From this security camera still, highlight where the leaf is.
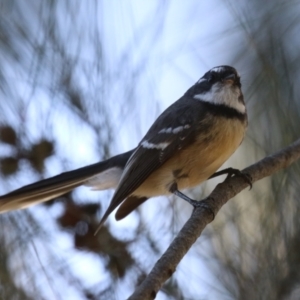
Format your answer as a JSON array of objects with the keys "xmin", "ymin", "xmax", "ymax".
[
  {"xmin": 0, "ymin": 157, "xmax": 19, "ymax": 176},
  {"xmin": 0, "ymin": 126, "xmax": 17, "ymax": 146},
  {"xmin": 27, "ymin": 139, "xmax": 54, "ymax": 172}
]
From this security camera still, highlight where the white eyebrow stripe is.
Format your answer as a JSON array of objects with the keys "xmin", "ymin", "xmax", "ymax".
[
  {"xmin": 158, "ymin": 124, "xmax": 191, "ymax": 134},
  {"xmin": 212, "ymin": 66, "xmax": 224, "ymax": 73},
  {"xmin": 197, "ymin": 78, "xmax": 206, "ymax": 84},
  {"xmin": 141, "ymin": 140, "xmax": 170, "ymax": 150}
]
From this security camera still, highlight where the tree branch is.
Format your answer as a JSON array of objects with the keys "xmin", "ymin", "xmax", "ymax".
[{"xmin": 128, "ymin": 138, "xmax": 300, "ymax": 300}]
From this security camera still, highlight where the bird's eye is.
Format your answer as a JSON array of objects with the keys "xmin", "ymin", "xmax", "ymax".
[
  {"xmin": 208, "ymin": 72, "xmax": 217, "ymax": 83},
  {"xmin": 222, "ymin": 72, "xmax": 236, "ymax": 84}
]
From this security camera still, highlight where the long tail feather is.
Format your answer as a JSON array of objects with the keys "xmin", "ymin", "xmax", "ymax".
[{"xmin": 0, "ymin": 150, "xmax": 133, "ymax": 213}]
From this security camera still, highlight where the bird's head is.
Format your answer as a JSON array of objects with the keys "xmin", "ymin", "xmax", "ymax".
[{"xmin": 186, "ymin": 65, "xmax": 245, "ymax": 114}]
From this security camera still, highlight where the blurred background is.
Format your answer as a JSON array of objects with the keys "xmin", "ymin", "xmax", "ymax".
[{"xmin": 1, "ymin": 0, "xmax": 300, "ymax": 299}]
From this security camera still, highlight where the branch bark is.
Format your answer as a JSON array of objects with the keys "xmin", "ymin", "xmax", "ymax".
[{"xmin": 128, "ymin": 138, "xmax": 300, "ymax": 300}]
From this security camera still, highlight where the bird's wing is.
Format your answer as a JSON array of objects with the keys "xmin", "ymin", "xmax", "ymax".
[
  {"xmin": 95, "ymin": 97, "xmax": 208, "ymax": 230},
  {"xmin": 115, "ymin": 196, "xmax": 149, "ymax": 220},
  {"xmin": 0, "ymin": 150, "xmax": 133, "ymax": 212}
]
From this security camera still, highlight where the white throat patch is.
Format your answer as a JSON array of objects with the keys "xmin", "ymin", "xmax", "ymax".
[{"xmin": 193, "ymin": 83, "xmax": 246, "ymax": 114}]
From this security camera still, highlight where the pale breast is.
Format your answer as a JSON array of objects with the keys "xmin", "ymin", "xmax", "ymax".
[{"xmin": 133, "ymin": 116, "xmax": 246, "ymax": 198}]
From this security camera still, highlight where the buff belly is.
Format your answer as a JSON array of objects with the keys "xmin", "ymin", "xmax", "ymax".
[{"xmin": 133, "ymin": 117, "xmax": 246, "ymax": 198}]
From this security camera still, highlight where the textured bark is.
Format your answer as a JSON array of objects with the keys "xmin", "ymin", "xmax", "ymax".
[{"xmin": 128, "ymin": 138, "xmax": 300, "ymax": 300}]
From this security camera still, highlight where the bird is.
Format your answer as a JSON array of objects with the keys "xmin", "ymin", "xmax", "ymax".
[{"xmin": 0, "ymin": 65, "xmax": 248, "ymax": 234}]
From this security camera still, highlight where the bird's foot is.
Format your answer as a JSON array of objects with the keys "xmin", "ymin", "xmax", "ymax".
[{"xmin": 209, "ymin": 167, "xmax": 252, "ymax": 189}]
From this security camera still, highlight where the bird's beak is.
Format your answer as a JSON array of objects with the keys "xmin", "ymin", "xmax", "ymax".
[{"xmin": 223, "ymin": 74, "xmax": 236, "ymax": 85}]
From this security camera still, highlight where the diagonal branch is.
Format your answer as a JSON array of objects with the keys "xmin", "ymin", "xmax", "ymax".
[{"xmin": 128, "ymin": 138, "xmax": 300, "ymax": 300}]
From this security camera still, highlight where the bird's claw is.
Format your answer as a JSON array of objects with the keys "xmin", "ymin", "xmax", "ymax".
[
  {"xmin": 192, "ymin": 197, "xmax": 215, "ymax": 220},
  {"xmin": 225, "ymin": 169, "xmax": 252, "ymax": 189}
]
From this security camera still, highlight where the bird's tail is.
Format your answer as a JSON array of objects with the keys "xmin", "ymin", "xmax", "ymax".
[{"xmin": 0, "ymin": 150, "xmax": 133, "ymax": 213}]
